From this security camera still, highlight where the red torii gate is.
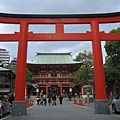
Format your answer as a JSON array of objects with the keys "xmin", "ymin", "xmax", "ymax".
[{"xmin": 0, "ymin": 12, "xmax": 120, "ymax": 115}]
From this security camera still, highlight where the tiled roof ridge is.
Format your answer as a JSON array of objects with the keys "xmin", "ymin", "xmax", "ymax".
[{"xmin": 36, "ymin": 52, "xmax": 72, "ymax": 55}]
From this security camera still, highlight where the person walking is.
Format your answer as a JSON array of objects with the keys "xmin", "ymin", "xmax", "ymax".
[
  {"xmin": 40, "ymin": 94, "xmax": 43, "ymax": 105},
  {"xmin": 48, "ymin": 97, "xmax": 52, "ymax": 105},
  {"xmin": 52, "ymin": 94, "xmax": 57, "ymax": 106},
  {"xmin": 43, "ymin": 94, "xmax": 47, "ymax": 106},
  {"xmin": 36, "ymin": 96, "xmax": 40, "ymax": 105},
  {"xmin": 9, "ymin": 93, "xmax": 14, "ymax": 105},
  {"xmin": 59, "ymin": 95, "xmax": 63, "ymax": 105}
]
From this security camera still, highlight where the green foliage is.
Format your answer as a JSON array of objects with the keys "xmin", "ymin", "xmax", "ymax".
[
  {"xmin": 104, "ymin": 27, "xmax": 120, "ymax": 93},
  {"xmin": 73, "ymin": 50, "xmax": 94, "ymax": 85},
  {"xmin": 26, "ymin": 68, "xmax": 35, "ymax": 83},
  {"xmin": 105, "ymin": 41, "xmax": 120, "ymax": 68},
  {"xmin": 109, "ymin": 27, "xmax": 120, "ymax": 33},
  {"xmin": 105, "ymin": 58, "xmax": 119, "ymax": 86}
]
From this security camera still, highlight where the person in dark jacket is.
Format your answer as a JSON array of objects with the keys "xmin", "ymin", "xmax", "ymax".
[
  {"xmin": 52, "ymin": 94, "xmax": 56, "ymax": 106},
  {"xmin": 59, "ymin": 95, "xmax": 63, "ymax": 105},
  {"xmin": 9, "ymin": 93, "xmax": 14, "ymax": 104},
  {"xmin": 36, "ymin": 96, "xmax": 40, "ymax": 105},
  {"xmin": 48, "ymin": 97, "xmax": 51, "ymax": 105},
  {"xmin": 0, "ymin": 94, "xmax": 3, "ymax": 101}
]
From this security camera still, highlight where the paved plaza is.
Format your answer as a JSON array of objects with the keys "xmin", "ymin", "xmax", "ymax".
[{"xmin": 3, "ymin": 98, "xmax": 120, "ymax": 120}]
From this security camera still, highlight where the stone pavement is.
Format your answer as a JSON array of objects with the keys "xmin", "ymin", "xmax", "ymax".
[{"xmin": 3, "ymin": 97, "xmax": 120, "ymax": 120}]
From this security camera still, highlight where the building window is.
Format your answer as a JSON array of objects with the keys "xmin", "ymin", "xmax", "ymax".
[
  {"xmin": 41, "ymin": 74, "xmax": 46, "ymax": 78},
  {"xmin": 83, "ymin": 87, "xmax": 92, "ymax": 95},
  {"xmin": 62, "ymin": 74, "xmax": 67, "ymax": 77},
  {"xmin": 51, "ymin": 73, "xmax": 57, "ymax": 77}
]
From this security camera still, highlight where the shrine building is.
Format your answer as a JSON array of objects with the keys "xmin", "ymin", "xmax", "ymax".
[{"xmin": 27, "ymin": 52, "xmax": 82, "ymax": 97}]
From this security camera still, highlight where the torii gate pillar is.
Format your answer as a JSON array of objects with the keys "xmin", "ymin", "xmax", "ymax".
[
  {"xmin": 91, "ymin": 21, "xmax": 110, "ymax": 114},
  {"xmin": 11, "ymin": 22, "xmax": 28, "ymax": 116}
]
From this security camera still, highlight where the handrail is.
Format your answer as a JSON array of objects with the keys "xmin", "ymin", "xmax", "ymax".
[{"xmin": 32, "ymin": 76, "xmax": 76, "ymax": 79}]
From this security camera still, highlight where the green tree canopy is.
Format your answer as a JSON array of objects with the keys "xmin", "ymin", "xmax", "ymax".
[
  {"xmin": 26, "ymin": 68, "xmax": 35, "ymax": 83},
  {"xmin": 104, "ymin": 27, "xmax": 120, "ymax": 95},
  {"xmin": 73, "ymin": 50, "xmax": 94, "ymax": 85}
]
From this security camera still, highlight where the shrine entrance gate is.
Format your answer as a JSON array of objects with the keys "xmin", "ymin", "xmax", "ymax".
[{"xmin": 0, "ymin": 12, "xmax": 120, "ymax": 115}]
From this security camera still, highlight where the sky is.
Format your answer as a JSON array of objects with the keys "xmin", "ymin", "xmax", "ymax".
[{"xmin": 0, "ymin": 0, "xmax": 120, "ymax": 63}]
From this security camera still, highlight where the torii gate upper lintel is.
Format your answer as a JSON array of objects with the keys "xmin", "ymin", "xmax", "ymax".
[{"xmin": 0, "ymin": 12, "xmax": 120, "ymax": 115}]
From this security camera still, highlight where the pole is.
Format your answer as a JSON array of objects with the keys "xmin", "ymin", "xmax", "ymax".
[{"xmin": 91, "ymin": 21, "xmax": 110, "ymax": 114}]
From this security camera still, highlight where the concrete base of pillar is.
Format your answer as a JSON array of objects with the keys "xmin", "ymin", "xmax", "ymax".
[
  {"xmin": 95, "ymin": 100, "xmax": 110, "ymax": 114},
  {"xmin": 11, "ymin": 101, "xmax": 27, "ymax": 116}
]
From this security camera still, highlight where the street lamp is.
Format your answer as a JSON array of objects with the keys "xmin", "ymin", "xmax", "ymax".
[
  {"xmin": 69, "ymin": 88, "xmax": 72, "ymax": 101},
  {"xmin": 41, "ymin": 89, "xmax": 43, "ymax": 93},
  {"xmin": 69, "ymin": 88, "xmax": 72, "ymax": 93},
  {"xmin": 36, "ymin": 88, "xmax": 39, "ymax": 92},
  {"xmin": 36, "ymin": 88, "xmax": 39, "ymax": 97}
]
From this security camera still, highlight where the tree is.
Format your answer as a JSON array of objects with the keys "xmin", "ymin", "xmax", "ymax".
[
  {"xmin": 26, "ymin": 68, "xmax": 35, "ymax": 83},
  {"xmin": 104, "ymin": 27, "xmax": 120, "ymax": 95},
  {"xmin": 73, "ymin": 50, "xmax": 94, "ymax": 84}
]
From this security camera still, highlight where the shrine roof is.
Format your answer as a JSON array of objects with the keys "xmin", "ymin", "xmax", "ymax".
[{"xmin": 28, "ymin": 52, "xmax": 82, "ymax": 65}]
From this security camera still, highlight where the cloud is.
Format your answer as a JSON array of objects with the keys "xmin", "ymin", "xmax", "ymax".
[
  {"xmin": 0, "ymin": 0, "xmax": 120, "ymax": 63},
  {"xmin": 0, "ymin": 24, "xmax": 19, "ymax": 34},
  {"xmin": 100, "ymin": 23, "xmax": 120, "ymax": 33},
  {"xmin": 1, "ymin": 0, "xmax": 120, "ymax": 14},
  {"xmin": 0, "ymin": 42, "xmax": 18, "ymax": 61},
  {"xmin": 0, "ymin": 24, "xmax": 4, "ymax": 33},
  {"xmin": 0, "ymin": 2, "xmax": 14, "ymax": 13}
]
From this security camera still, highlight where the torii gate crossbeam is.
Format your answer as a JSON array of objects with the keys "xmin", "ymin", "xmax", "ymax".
[{"xmin": 0, "ymin": 12, "xmax": 120, "ymax": 116}]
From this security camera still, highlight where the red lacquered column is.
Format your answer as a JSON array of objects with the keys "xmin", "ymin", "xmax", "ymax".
[
  {"xmin": 46, "ymin": 83, "xmax": 48, "ymax": 97},
  {"xmin": 14, "ymin": 21, "xmax": 28, "ymax": 101},
  {"xmin": 91, "ymin": 21, "xmax": 106, "ymax": 100}
]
